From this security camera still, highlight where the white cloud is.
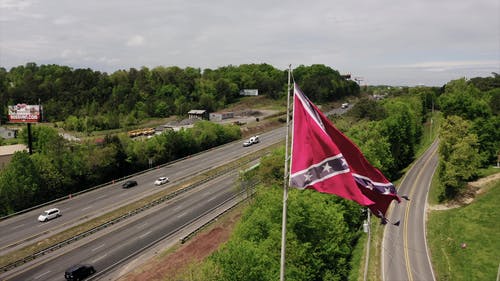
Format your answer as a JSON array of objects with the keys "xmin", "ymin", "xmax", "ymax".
[
  {"xmin": 395, "ymin": 60, "xmax": 500, "ymax": 72},
  {"xmin": 0, "ymin": 0, "xmax": 33, "ymax": 10},
  {"xmin": 52, "ymin": 15, "xmax": 77, "ymax": 25},
  {"xmin": 126, "ymin": 35, "xmax": 145, "ymax": 47},
  {"xmin": 60, "ymin": 49, "xmax": 86, "ymax": 59}
]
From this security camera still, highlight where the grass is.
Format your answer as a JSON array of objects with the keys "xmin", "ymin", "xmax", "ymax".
[
  {"xmin": 226, "ymin": 95, "xmax": 287, "ymax": 111},
  {"xmin": 348, "ymin": 230, "xmax": 366, "ymax": 281},
  {"xmin": 427, "ymin": 180, "xmax": 500, "ymax": 281}
]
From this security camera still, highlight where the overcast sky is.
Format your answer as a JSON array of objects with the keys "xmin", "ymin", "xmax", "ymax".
[{"xmin": 0, "ymin": 0, "xmax": 498, "ymax": 86}]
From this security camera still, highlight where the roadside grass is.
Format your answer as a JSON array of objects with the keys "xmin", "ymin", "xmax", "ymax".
[
  {"xmin": 348, "ymin": 231, "xmax": 365, "ymax": 281},
  {"xmin": 415, "ymin": 111, "xmax": 442, "ymax": 158},
  {"xmin": 0, "ymin": 142, "xmax": 281, "ymax": 269},
  {"xmin": 427, "ymin": 180, "xmax": 500, "ymax": 281},
  {"xmin": 428, "ymin": 168, "xmax": 442, "ymax": 206},
  {"xmin": 226, "ymin": 95, "xmax": 287, "ymax": 111}
]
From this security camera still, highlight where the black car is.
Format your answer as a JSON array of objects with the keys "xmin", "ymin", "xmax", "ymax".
[
  {"xmin": 122, "ymin": 180, "xmax": 138, "ymax": 188},
  {"xmin": 65, "ymin": 264, "xmax": 95, "ymax": 280}
]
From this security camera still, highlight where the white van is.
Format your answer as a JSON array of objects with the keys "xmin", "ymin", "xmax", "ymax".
[{"xmin": 38, "ymin": 208, "xmax": 61, "ymax": 222}]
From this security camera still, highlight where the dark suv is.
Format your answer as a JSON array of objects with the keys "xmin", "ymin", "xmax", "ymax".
[
  {"xmin": 122, "ymin": 180, "xmax": 138, "ymax": 188},
  {"xmin": 64, "ymin": 264, "xmax": 95, "ymax": 280}
]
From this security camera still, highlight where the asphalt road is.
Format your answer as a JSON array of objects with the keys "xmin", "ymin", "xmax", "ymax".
[
  {"xmin": 382, "ymin": 140, "xmax": 439, "ymax": 281},
  {"xmin": 0, "ymin": 126, "xmax": 285, "ymax": 256},
  {"xmin": 3, "ymin": 171, "xmax": 244, "ymax": 281}
]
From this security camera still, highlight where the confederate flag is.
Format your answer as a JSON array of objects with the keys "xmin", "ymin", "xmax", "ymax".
[{"xmin": 289, "ymin": 83, "xmax": 400, "ymax": 218}]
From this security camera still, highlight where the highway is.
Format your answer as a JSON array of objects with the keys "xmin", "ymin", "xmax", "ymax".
[
  {"xmin": 2, "ymin": 171, "xmax": 245, "ymax": 281},
  {"xmin": 0, "ymin": 126, "xmax": 285, "ymax": 256},
  {"xmin": 382, "ymin": 140, "xmax": 439, "ymax": 281}
]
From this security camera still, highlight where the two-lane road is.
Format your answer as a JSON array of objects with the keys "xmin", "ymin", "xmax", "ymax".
[{"xmin": 383, "ymin": 140, "xmax": 439, "ymax": 281}]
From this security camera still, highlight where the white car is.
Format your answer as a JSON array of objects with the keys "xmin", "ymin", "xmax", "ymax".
[
  {"xmin": 249, "ymin": 135, "xmax": 260, "ymax": 144},
  {"xmin": 38, "ymin": 208, "xmax": 61, "ymax": 222},
  {"xmin": 243, "ymin": 136, "xmax": 260, "ymax": 147},
  {"xmin": 154, "ymin": 177, "xmax": 169, "ymax": 185}
]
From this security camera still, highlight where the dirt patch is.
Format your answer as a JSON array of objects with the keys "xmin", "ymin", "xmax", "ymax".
[
  {"xmin": 117, "ymin": 211, "xmax": 241, "ymax": 281},
  {"xmin": 428, "ymin": 172, "xmax": 500, "ymax": 211}
]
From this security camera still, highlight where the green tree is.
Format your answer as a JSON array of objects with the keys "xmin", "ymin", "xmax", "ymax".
[
  {"xmin": 438, "ymin": 78, "xmax": 491, "ymax": 120},
  {"xmin": 346, "ymin": 120, "xmax": 395, "ymax": 178},
  {"xmin": 347, "ymin": 97, "xmax": 387, "ymax": 121},
  {"xmin": 0, "ymin": 151, "xmax": 41, "ymax": 214},
  {"xmin": 438, "ymin": 116, "xmax": 481, "ymax": 200}
]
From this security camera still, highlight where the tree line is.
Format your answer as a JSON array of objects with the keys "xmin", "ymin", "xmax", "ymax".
[
  {"xmin": 435, "ymin": 75, "xmax": 500, "ymax": 200},
  {"xmin": 0, "ymin": 63, "xmax": 359, "ymax": 132}
]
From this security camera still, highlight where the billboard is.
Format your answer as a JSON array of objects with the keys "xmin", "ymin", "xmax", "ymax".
[
  {"xmin": 239, "ymin": 89, "xmax": 258, "ymax": 96},
  {"xmin": 8, "ymin": 104, "xmax": 42, "ymax": 123}
]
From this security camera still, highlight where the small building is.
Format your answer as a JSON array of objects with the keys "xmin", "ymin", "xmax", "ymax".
[
  {"xmin": 187, "ymin": 110, "xmax": 208, "ymax": 120},
  {"xmin": 0, "ymin": 127, "xmax": 17, "ymax": 139},
  {"xmin": 155, "ymin": 125, "xmax": 174, "ymax": 135},
  {"xmin": 0, "ymin": 144, "xmax": 27, "ymax": 170},
  {"xmin": 209, "ymin": 112, "xmax": 234, "ymax": 122},
  {"xmin": 239, "ymin": 89, "xmax": 259, "ymax": 96}
]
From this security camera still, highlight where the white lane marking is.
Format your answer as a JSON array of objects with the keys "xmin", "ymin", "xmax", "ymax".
[
  {"xmin": 92, "ymin": 243, "xmax": 106, "ymax": 252},
  {"xmin": 81, "ymin": 205, "xmax": 93, "ymax": 211},
  {"xmin": 136, "ymin": 222, "xmax": 148, "ymax": 229},
  {"xmin": 173, "ymin": 205, "xmax": 183, "ymax": 211},
  {"xmin": 139, "ymin": 231, "xmax": 152, "ymax": 239},
  {"xmin": 95, "ymin": 195, "xmax": 106, "ymax": 200},
  {"xmin": 92, "ymin": 253, "xmax": 108, "ymax": 263},
  {"xmin": 206, "ymin": 196, "xmax": 216, "ymax": 202},
  {"xmin": 37, "ymin": 221, "xmax": 51, "ymax": 227},
  {"xmin": 35, "ymin": 270, "xmax": 51, "ymax": 279},
  {"xmin": 177, "ymin": 211, "xmax": 187, "ymax": 218},
  {"xmin": 11, "ymin": 223, "xmax": 25, "ymax": 230}
]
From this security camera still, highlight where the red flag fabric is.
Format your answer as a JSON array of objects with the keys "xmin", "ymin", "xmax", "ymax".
[{"xmin": 290, "ymin": 83, "xmax": 400, "ymax": 217}]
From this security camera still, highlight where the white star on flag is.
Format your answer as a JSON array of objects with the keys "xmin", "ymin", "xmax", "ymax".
[
  {"xmin": 304, "ymin": 173, "xmax": 312, "ymax": 182},
  {"xmin": 322, "ymin": 163, "xmax": 332, "ymax": 173}
]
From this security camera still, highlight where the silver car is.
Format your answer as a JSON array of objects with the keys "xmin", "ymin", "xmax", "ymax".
[
  {"xmin": 154, "ymin": 177, "xmax": 169, "ymax": 185},
  {"xmin": 38, "ymin": 208, "xmax": 61, "ymax": 222}
]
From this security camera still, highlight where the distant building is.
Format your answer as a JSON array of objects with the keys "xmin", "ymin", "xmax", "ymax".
[
  {"xmin": 239, "ymin": 89, "xmax": 258, "ymax": 96},
  {"xmin": 0, "ymin": 127, "xmax": 17, "ymax": 139},
  {"xmin": 209, "ymin": 112, "xmax": 234, "ymax": 122},
  {"xmin": 0, "ymin": 144, "xmax": 27, "ymax": 170},
  {"xmin": 187, "ymin": 110, "xmax": 208, "ymax": 120},
  {"xmin": 154, "ymin": 125, "xmax": 174, "ymax": 135}
]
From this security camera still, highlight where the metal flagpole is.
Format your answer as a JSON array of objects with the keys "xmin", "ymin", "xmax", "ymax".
[{"xmin": 280, "ymin": 65, "xmax": 292, "ymax": 281}]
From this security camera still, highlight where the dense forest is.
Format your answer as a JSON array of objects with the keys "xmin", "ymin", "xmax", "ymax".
[{"xmin": 0, "ymin": 63, "xmax": 358, "ymax": 131}]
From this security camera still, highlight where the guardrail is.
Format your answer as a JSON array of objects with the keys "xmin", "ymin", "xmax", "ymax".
[
  {"xmin": 180, "ymin": 179, "xmax": 259, "ymax": 244},
  {"xmin": 0, "ymin": 154, "xmax": 263, "ymax": 273},
  {"xmin": 87, "ymin": 181, "xmax": 259, "ymax": 281}
]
